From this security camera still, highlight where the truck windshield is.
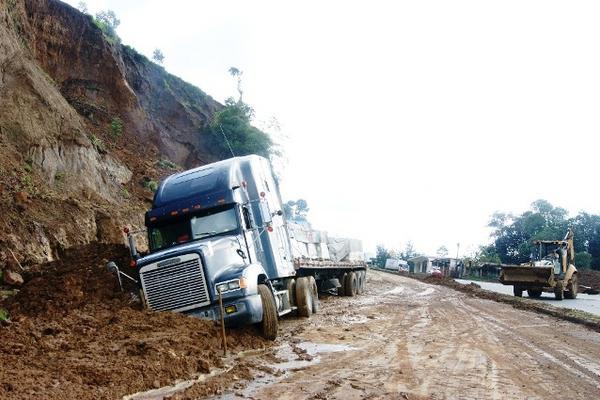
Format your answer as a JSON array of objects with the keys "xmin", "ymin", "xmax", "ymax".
[{"xmin": 149, "ymin": 206, "xmax": 239, "ymax": 251}]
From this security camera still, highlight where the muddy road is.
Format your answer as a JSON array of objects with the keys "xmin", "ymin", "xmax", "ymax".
[{"xmin": 191, "ymin": 270, "xmax": 600, "ymax": 400}]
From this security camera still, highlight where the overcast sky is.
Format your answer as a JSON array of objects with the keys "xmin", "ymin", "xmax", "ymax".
[{"xmin": 65, "ymin": 0, "xmax": 600, "ymax": 256}]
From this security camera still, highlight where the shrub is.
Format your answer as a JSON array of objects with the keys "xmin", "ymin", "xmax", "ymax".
[
  {"xmin": 157, "ymin": 159, "xmax": 179, "ymax": 170},
  {"xmin": 90, "ymin": 134, "xmax": 107, "ymax": 154},
  {"xmin": 110, "ymin": 117, "xmax": 123, "ymax": 137}
]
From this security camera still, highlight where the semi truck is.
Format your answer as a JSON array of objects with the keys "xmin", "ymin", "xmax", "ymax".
[{"xmin": 121, "ymin": 155, "xmax": 367, "ymax": 339}]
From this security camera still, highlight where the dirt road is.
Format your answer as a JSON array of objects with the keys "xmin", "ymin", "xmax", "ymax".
[{"xmin": 199, "ymin": 270, "xmax": 600, "ymax": 400}]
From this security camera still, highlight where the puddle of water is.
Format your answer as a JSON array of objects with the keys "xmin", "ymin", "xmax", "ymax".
[
  {"xmin": 124, "ymin": 366, "xmax": 232, "ymax": 400},
  {"xmin": 297, "ymin": 341, "xmax": 354, "ymax": 356}
]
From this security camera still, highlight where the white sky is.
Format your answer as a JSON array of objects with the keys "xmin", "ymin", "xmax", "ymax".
[{"xmin": 65, "ymin": 0, "xmax": 600, "ymax": 256}]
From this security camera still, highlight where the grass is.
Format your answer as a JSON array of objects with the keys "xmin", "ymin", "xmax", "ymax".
[
  {"xmin": 156, "ymin": 159, "xmax": 179, "ymax": 170},
  {"xmin": 0, "ymin": 308, "xmax": 9, "ymax": 323}
]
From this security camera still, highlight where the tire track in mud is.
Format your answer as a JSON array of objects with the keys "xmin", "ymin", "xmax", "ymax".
[
  {"xmin": 211, "ymin": 270, "xmax": 600, "ymax": 400},
  {"xmin": 458, "ymin": 298, "xmax": 600, "ymax": 398}
]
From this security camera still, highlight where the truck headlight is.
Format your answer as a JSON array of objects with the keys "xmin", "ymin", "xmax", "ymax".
[{"xmin": 216, "ymin": 278, "xmax": 247, "ymax": 294}]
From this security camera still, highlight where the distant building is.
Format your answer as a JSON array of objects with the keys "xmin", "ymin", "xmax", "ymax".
[{"xmin": 408, "ymin": 256, "xmax": 434, "ymax": 273}]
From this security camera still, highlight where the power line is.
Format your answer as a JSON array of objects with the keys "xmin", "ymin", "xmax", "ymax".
[{"xmin": 219, "ymin": 124, "xmax": 236, "ymax": 157}]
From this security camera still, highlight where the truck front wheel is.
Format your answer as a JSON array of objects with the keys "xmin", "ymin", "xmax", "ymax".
[
  {"xmin": 513, "ymin": 286, "xmax": 523, "ymax": 297},
  {"xmin": 296, "ymin": 277, "xmax": 313, "ymax": 317},
  {"xmin": 258, "ymin": 284, "xmax": 278, "ymax": 340}
]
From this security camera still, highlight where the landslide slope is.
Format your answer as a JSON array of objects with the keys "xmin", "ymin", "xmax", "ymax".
[{"xmin": 0, "ymin": 0, "xmax": 222, "ymax": 266}]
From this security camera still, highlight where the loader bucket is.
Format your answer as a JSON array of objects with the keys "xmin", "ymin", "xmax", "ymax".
[{"xmin": 499, "ymin": 266, "xmax": 554, "ymax": 287}]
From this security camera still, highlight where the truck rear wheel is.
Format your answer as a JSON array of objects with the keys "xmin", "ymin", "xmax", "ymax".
[
  {"xmin": 337, "ymin": 274, "xmax": 346, "ymax": 296},
  {"xmin": 566, "ymin": 275, "xmax": 578, "ymax": 299},
  {"xmin": 513, "ymin": 286, "xmax": 523, "ymax": 297},
  {"xmin": 554, "ymin": 281, "xmax": 565, "ymax": 300},
  {"xmin": 344, "ymin": 271, "xmax": 358, "ymax": 297},
  {"xmin": 258, "ymin": 284, "xmax": 278, "ymax": 340},
  {"xmin": 296, "ymin": 277, "xmax": 313, "ymax": 317},
  {"xmin": 356, "ymin": 271, "xmax": 365, "ymax": 295},
  {"xmin": 308, "ymin": 276, "xmax": 320, "ymax": 313},
  {"xmin": 527, "ymin": 289, "xmax": 542, "ymax": 298}
]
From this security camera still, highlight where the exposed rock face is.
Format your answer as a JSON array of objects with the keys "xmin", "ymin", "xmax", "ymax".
[{"xmin": 0, "ymin": 0, "xmax": 223, "ymax": 267}]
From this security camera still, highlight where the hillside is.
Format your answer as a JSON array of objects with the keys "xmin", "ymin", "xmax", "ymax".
[{"xmin": 0, "ymin": 0, "xmax": 223, "ymax": 267}]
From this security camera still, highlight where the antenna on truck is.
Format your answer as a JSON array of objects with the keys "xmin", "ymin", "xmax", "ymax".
[{"xmin": 219, "ymin": 124, "xmax": 236, "ymax": 157}]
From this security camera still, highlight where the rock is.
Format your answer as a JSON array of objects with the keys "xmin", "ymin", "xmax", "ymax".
[
  {"xmin": 3, "ymin": 270, "xmax": 24, "ymax": 286},
  {"xmin": 152, "ymin": 380, "xmax": 161, "ymax": 389}
]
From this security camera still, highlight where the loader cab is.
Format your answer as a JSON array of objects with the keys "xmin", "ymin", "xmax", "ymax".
[{"xmin": 533, "ymin": 241, "xmax": 567, "ymax": 276}]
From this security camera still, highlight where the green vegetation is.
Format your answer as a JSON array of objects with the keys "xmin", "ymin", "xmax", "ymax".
[
  {"xmin": 152, "ymin": 49, "xmax": 165, "ymax": 64},
  {"xmin": 143, "ymin": 179, "xmax": 158, "ymax": 192},
  {"xmin": 487, "ymin": 199, "xmax": 600, "ymax": 269},
  {"xmin": 110, "ymin": 117, "xmax": 123, "ymax": 138},
  {"xmin": 54, "ymin": 172, "xmax": 65, "ymax": 182},
  {"xmin": 121, "ymin": 188, "xmax": 130, "ymax": 198},
  {"xmin": 283, "ymin": 199, "xmax": 309, "ymax": 223},
  {"xmin": 0, "ymin": 308, "xmax": 8, "ymax": 323},
  {"xmin": 90, "ymin": 134, "xmax": 106, "ymax": 154},
  {"xmin": 156, "ymin": 159, "xmax": 179, "ymax": 170},
  {"xmin": 94, "ymin": 10, "xmax": 121, "ymax": 45},
  {"xmin": 205, "ymin": 98, "xmax": 274, "ymax": 159}
]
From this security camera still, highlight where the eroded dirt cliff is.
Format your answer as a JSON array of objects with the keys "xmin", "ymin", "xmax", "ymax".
[{"xmin": 0, "ymin": 0, "xmax": 223, "ymax": 267}]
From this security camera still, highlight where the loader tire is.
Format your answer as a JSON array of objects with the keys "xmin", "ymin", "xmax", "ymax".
[
  {"xmin": 308, "ymin": 276, "xmax": 320, "ymax": 314},
  {"xmin": 554, "ymin": 281, "xmax": 565, "ymax": 300},
  {"xmin": 527, "ymin": 289, "xmax": 542, "ymax": 298},
  {"xmin": 345, "ymin": 271, "xmax": 358, "ymax": 297},
  {"xmin": 296, "ymin": 277, "xmax": 313, "ymax": 317},
  {"xmin": 258, "ymin": 284, "xmax": 278, "ymax": 340},
  {"xmin": 338, "ymin": 274, "xmax": 347, "ymax": 296},
  {"xmin": 566, "ymin": 274, "xmax": 578, "ymax": 299},
  {"xmin": 513, "ymin": 286, "xmax": 523, "ymax": 297}
]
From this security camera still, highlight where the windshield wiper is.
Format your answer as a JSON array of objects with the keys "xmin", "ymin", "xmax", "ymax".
[{"xmin": 196, "ymin": 231, "xmax": 218, "ymax": 238}]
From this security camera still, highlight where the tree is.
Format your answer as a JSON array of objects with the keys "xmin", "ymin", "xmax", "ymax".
[
  {"xmin": 94, "ymin": 10, "xmax": 120, "ymax": 44},
  {"xmin": 486, "ymin": 199, "xmax": 600, "ymax": 269},
  {"xmin": 152, "ymin": 49, "xmax": 165, "ymax": 64},
  {"xmin": 375, "ymin": 245, "xmax": 390, "ymax": 267},
  {"xmin": 205, "ymin": 97, "xmax": 273, "ymax": 159},
  {"xmin": 401, "ymin": 241, "xmax": 418, "ymax": 260},
  {"xmin": 228, "ymin": 67, "xmax": 243, "ymax": 102},
  {"xmin": 436, "ymin": 246, "xmax": 448, "ymax": 258},
  {"xmin": 283, "ymin": 199, "xmax": 310, "ymax": 223},
  {"xmin": 77, "ymin": 1, "xmax": 88, "ymax": 13}
]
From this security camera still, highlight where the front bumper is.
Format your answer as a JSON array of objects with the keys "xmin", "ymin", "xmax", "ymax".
[{"xmin": 184, "ymin": 293, "xmax": 263, "ymax": 326}]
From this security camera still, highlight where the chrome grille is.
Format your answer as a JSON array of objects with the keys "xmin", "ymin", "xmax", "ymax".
[{"xmin": 140, "ymin": 253, "xmax": 210, "ymax": 312}]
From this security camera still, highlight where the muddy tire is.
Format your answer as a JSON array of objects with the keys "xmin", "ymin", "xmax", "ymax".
[
  {"xmin": 513, "ymin": 286, "xmax": 523, "ymax": 297},
  {"xmin": 308, "ymin": 276, "xmax": 320, "ymax": 313},
  {"xmin": 296, "ymin": 277, "xmax": 313, "ymax": 317},
  {"xmin": 527, "ymin": 289, "xmax": 542, "ymax": 298},
  {"xmin": 258, "ymin": 284, "xmax": 278, "ymax": 340},
  {"xmin": 554, "ymin": 281, "xmax": 565, "ymax": 300},
  {"xmin": 566, "ymin": 274, "xmax": 578, "ymax": 299},
  {"xmin": 345, "ymin": 271, "xmax": 358, "ymax": 297},
  {"xmin": 286, "ymin": 278, "xmax": 297, "ymax": 308},
  {"xmin": 356, "ymin": 271, "xmax": 364, "ymax": 295},
  {"xmin": 338, "ymin": 274, "xmax": 346, "ymax": 296}
]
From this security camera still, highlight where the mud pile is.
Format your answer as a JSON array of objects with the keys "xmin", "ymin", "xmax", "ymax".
[
  {"xmin": 0, "ymin": 244, "xmax": 268, "ymax": 400},
  {"xmin": 578, "ymin": 269, "xmax": 600, "ymax": 290}
]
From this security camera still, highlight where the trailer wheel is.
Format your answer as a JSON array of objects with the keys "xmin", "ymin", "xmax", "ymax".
[
  {"xmin": 296, "ymin": 277, "xmax": 313, "ymax": 317},
  {"xmin": 258, "ymin": 284, "xmax": 278, "ymax": 340},
  {"xmin": 344, "ymin": 271, "xmax": 358, "ymax": 297},
  {"xmin": 554, "ymin": 281, "xmax": 565, "ymax": 300},
  {"xmin": 356, "ymin": 271, "xmax": 364, "ymax": 295},
  {"xmin": 527, "ymin": 289, "xmax": 542, "ymax": 298},
  {"xmin": 566, "ymin": 274, "xmax": 578, "ymax": 299},
  {"xmin": 513, "ymin": 286, "xmax": 523, "ymax": 297},
  {"xmin": 286, "ymin": 279, "xmax": 297, "ymax": 308},
  {"xmin": 308, "ymin": 276, "xmax": 320, "ymax": 313},
  {"xmin": 337, "ymin": 274, "xmax": 346, "ymax": 296}
]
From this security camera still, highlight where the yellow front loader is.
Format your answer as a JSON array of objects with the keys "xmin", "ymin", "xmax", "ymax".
[{"xmin": 499, "ymin": 229, "xmax": 578, "ymax": 300}]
